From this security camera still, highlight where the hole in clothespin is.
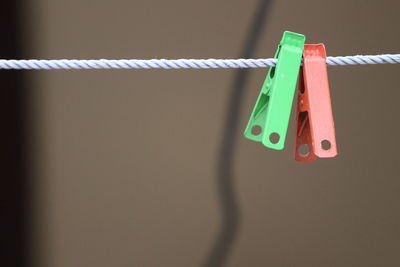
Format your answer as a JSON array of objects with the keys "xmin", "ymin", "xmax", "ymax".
[
  {"xmin": 269, "ymin": 132, "xmax": 280, "ymax": 144},
  {"xmin": 298, "ymin": 144, "xmax": 310, "ymax": 157},
  {"xmin": 321, "ymin": 140, "xmax": 331, "ymax": 150},
  {"xmin": 251, "ymin": 125, "xmax": 262, "ymax": 136},
  {"xmin": 269, "ymin": 67, "xmax": 276, "ymax": 78}
]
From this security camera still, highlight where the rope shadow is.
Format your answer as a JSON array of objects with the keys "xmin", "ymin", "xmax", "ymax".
[{"xmin": 202, "ymin": 1, "xmax": 273, "ymax": 266}]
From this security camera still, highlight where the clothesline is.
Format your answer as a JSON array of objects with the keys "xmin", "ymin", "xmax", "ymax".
[{"xmin": 0, "ymin": 54, "xmax": 399, "ymax": 70}]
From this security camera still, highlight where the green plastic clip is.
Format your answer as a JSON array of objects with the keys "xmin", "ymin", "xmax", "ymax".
[{"xmin": 244, "ymin": 31, "xmax": 305, "ymax": 150}]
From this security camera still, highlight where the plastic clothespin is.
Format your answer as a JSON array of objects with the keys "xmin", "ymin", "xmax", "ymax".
[
  {"xmin": 294, "ymin": 44, "xmax": 337, "ymax": 162},
  {"xmin": 244, "ymin": 31, "xmax": 305, "ymax": 150}
]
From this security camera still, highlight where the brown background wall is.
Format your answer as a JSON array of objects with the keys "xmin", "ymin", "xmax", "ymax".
[{"xmin": 27, "ymin": 0, "xmax": 400, "ymax": 266}]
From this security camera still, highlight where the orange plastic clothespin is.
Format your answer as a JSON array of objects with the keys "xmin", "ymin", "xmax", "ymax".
[{"xmin": 294, "ymin": 44, "xmax": 337, "ymax": 162}]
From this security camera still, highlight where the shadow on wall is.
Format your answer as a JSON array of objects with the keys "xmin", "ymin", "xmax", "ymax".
[
  {"xmin": 202, "ymin": 1, "xmax": 273, "ymax": 266},
  {"xmin": 0, "ymin": 1, "xmax": 31, "ymax": 267},
  {"xmin": 0, "ymin": 1, "xmax": 273, "ymax": 266}
]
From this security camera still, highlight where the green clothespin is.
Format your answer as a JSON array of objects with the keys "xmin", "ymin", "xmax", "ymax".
[{"xmin": 244, "ymin": 31, "xmax": 305, "ymax": 150}]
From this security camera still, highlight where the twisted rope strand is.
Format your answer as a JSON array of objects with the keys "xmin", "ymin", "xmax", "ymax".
[{"xmin": 0, "ymin": 54, "xmax": 399, "ymax": 70}]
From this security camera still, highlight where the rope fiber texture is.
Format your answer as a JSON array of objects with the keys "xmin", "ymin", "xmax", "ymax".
[{"xmin": 0, "ymin": 54, "xmax": 399, "ymax": 70}]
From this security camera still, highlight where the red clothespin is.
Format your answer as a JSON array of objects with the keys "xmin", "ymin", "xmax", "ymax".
[{"xmin": 294, "ymin": 44, "xmax": 337, "ymax": 162}]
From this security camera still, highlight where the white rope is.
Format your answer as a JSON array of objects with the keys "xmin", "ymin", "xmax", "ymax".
[{"xmin": 0, "ymin": 54, "xmax": 399, "ymax": 70}]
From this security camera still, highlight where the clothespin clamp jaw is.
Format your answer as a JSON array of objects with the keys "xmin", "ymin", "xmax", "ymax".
[
  {"xmin": 244, "ymin": 31, "xmax": 305, "ymax": 150},
  {"xmin": 295, "ymin": 44, "xmax": 338, "ymax": 162}
]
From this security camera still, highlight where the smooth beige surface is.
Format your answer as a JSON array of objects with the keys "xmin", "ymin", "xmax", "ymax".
[{"xmin": 30, "ymin": 0, "xmax": 400, "ymax": 266}]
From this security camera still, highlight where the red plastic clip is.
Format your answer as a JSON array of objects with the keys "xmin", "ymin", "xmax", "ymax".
[{"xmin": 294, "ymin": 44, "xmax": 337, "ymax": 162}]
